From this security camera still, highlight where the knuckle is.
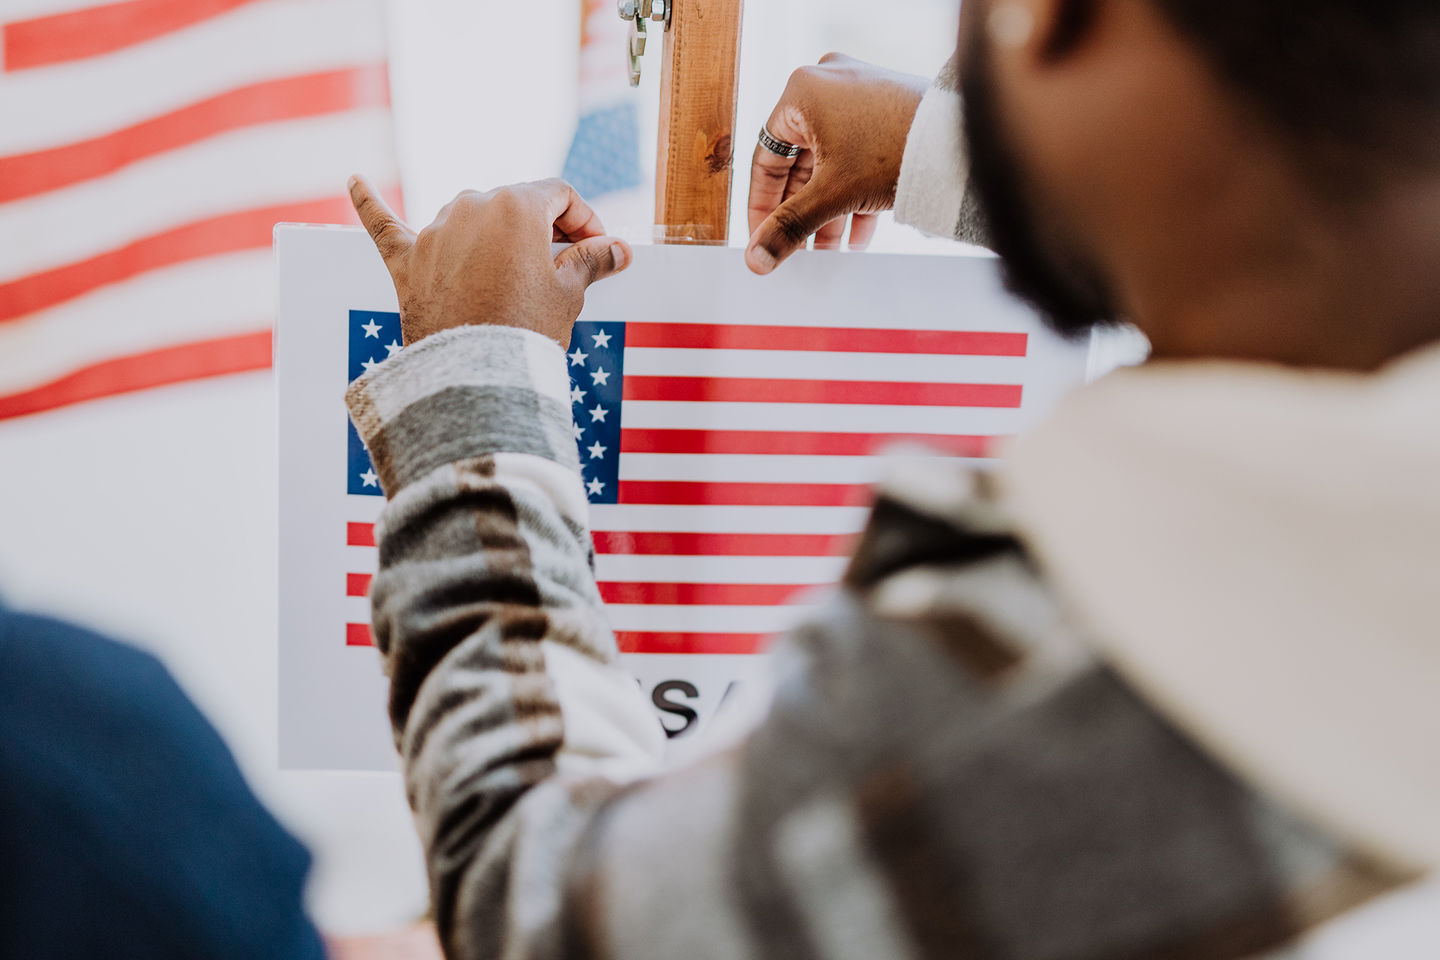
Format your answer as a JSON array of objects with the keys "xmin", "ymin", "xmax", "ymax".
[
  {"xmin": 488, "ymin": 189, "xmax": 525, "ymax": 214},
  {"xmin": 455, "ymin": 190, "xmax": 487, "ymax": 212},
  {"xmin": 574, "ymin": 243, "xmax": 603, "ymax": 278},
  {"xmin": 784, "ymin": 65, "xmax": 820, "ymax": 98},
  {"xmin": 771, "ymin": 206, "xmax": 813, "ymax": 246}
]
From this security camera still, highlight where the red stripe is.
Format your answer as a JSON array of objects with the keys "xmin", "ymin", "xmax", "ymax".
[
  {"xmin": 591, "ymin": 531, "xmax": 850, "ymax": 557},
  {"xmin": 346, "ymin": 622, "xmax": 373, "ymax": 647},
  {"xmin": 616, "ymin": 632, "xmax": 768, "ymax": 655},
  {"xmin": 618, "ymin": 481, "xmax": 870, "ymax": 507},
  {"xmin": 625, "ymin": 323, "xmax": 1028, "ymax": 357},
  {"xmin": 0, "ymin": 189, "xmax": 400, "ymax": 324},
  {"xmin": 0, "ymin": 329, "xmax": 269, "ymax": 421},
  {"xmin": 3, "ymin": 0, "xmax": 262, "ymax": 72},
  {"xmin": 620, "ymin": 429, "xmax": 1001, "ymax": 458},
  {"xmin": 0, "ymin": 66, "xmax": 390, "ymax": 203},
  {"xmin": 622, "ymin": 376, "xmax": 1023, "ymax": 408},
  {"xmin": 599, "ymin": 582, "xmax": 812, "ymax": 606},
  {"xmin": 345, "ymin": 526, "xmax": 847, "ymax": 556},
  {"xmin": 347, "ymin": 573, "xmax": 371, "ymax": 597}
]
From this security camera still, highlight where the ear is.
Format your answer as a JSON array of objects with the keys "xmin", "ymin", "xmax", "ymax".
[{"xmin": 1034, "ymin": 0, "xmax": 1102, "ymax": 61}]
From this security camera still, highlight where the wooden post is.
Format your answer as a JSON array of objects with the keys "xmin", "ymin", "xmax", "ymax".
[{"xmin": 654, "ymin": 0, "xmax": 744, "ymax": 243}]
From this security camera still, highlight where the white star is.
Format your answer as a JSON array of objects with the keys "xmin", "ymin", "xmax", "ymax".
[
  {"xmin": 587, "ymin": 478, "xmax": 605, "ymax": 497},
  {"xmin": 590, "ymin": 367, "xmax": 610, "ymax": 386},
  {"xmin": 570, "ymin": 385, "xmax": 586, "ymax": 404},
  {"xmin": 572, "ymin": 423, "xmax": 584, "ymax": 440},
  {"xmin": 360, "ymin": 468, "xmax": 379, "ymax": 488},
  {"xmin": 588, "ymin": 404, "xmax": 608, "ymax": 423},
  {"xmin": 361, "ymin": 356, "xmax": 380, "ymax": 373},
  {"xmin": 568, "ymin": 347, "xmax": 588, "ymax": 367},
  {"xmin": 384, "ymin": 339, "xmax": 402, "ymax": 358},
  {"xmin": 361, "ymin": 318, "xmax": 382, "ymax": 338},
  {"xmin": 586, "ymin": 441, "xmax": 607, "ymax": 460},
  {"xmin": 591, "ymin": 329, "xmax": 612, "ymax": 349}
]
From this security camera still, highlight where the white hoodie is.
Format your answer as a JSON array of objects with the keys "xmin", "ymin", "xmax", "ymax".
[{"xmin": 1004, "ymin": 345, "xmax": 1440, "ymax": 877}]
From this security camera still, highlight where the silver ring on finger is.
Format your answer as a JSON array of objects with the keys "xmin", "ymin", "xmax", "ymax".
[{"xmin": 758, "ymin": 125, "xmax": 803, "ymax": 159}]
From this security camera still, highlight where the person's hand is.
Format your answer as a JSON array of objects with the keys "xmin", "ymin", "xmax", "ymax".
[
  {"xmin": 746, "ymin": 53, "xmax": 929, "ymax": 275},
  {"xmin": 326, "ymin": 924, "xmax": 442, "ymax": 960},
  {"xmin": 348, "ymin": 176, "xmax": 632, "ymax": 348}
]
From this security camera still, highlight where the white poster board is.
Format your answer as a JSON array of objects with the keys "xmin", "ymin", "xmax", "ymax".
[{"xmin": 277, "ymin": 225, "xmax": 1091, "ymax": 770}]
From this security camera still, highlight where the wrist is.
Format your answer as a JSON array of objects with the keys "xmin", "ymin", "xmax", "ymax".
[{"xmin": 346, "ymin": 325, "xmax": 577, "ymax": 496}]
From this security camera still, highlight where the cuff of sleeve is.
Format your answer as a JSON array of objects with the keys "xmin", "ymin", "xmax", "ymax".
[
  {"xmin": 345, "ymin": 325, "xmax": 579, "ymax": 496},
  {"xmin": 894, "ymin": 81, "xmax": 972, "ymax": 240}
]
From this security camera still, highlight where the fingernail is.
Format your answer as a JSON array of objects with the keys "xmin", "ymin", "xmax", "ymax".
[
  {"xmin": 610, "ymin": 242, "xmax": 629, "ymax": 270},
  {"xmin": 750, "ymin": 246, "xmax": 776, "ymax": 274}
]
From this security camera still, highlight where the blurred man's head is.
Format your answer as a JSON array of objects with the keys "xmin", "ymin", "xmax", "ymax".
[{"xmin": 958, "ymin": 0, "xmax": 1440, "ymax": 369}]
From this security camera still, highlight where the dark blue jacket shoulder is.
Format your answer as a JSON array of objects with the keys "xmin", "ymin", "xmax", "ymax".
[{"xmin": 0, "ymin": 606, "xmax": 325, "ymax": 960}]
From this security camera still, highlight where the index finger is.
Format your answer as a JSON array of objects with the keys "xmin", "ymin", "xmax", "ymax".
[
  {"xmin": 535, "ymin": 178, "xmax": 608, "ymax": 242},
  {"xmin": 348, "ymin": 175, "xmax": 415, "ymax": 264}
]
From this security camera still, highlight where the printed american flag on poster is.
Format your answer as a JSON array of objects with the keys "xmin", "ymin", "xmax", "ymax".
[
  {"xmin": 0, "ymin": 0, "xmax": 400, "ymax": 421},
  {"xmin": 341, "ymin": 316, "xmax": 1023, "ymax": 656}
]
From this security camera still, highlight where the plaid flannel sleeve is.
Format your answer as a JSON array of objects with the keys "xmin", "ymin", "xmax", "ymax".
[{"xmin": 347, "ymin": 324, "xmax": 666, "ymax": 958}]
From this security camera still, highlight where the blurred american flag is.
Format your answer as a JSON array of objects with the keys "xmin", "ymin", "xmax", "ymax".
[
  {"xmin": 562, "ymin": 0, "xmax": 642, "ymax": 202},
  {"xmin": 0, "ymin": 0, "xmax": 400, "ymax": 421}
]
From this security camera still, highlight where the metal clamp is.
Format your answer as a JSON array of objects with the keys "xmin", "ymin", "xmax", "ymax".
[{"xmin": 619, "ymin": 0, "xmax": 671, "ymax": 87}]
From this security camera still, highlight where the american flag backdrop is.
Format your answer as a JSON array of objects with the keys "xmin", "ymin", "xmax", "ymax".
[
  {"xmin": 562, "ymin": 0, "xmax": 642, "ymax": 202},
  {"xmin": 0, "ymin": 0, "xmax": 400, "ymax": 421},
  {"xmin": 342, "ymin": 315, "xmax": 1023, "ymax": 656}
]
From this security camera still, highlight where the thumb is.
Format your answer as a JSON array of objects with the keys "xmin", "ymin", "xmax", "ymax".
[
  {"xmin": 746, "ymin": 177, "xmax": 847, "ymax": 276},
  {"xmin": 555, "ymin": 236, "xmax": 632, "ymax": 292}
]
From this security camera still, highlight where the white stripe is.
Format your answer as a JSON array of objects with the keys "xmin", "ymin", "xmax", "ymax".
[
  {"xmin": 5, "ymin": 0, "xmax": 108, "ymax": 20},
  {"xmin": 344, "ymin": 546, "xmax": 379, "ymax": 575},
  {"xmin": 2, "ymin": 109, "xmax": 397, "ymax": 282},
  {"xmin": 0, "ymin": 252, "xmax": 270, "ymax": 393},
  {"xmin": 606, "ymin": 604, "xmax": 807, "ymax": 634},
  {"xmin": 343, "ymin": 594, "xmax": 373, "ymax": 624},
  {"xmin": 342, "ymin": 549, "xmax": 844, "ymax": 588},
  {"xmin": 344, "ymin": 495, "xmax": 386, "ymax": 525},
  {"xmin": 0, "ymin": 0, "xmax": 386, "ymax": 154},
  {"xmin": 619, "ymin": 400, "xmax": 1026, "ymax": 435},
  {"xmin": 617, "ymin": 453, "xmax": 985, "ymax": 484},
  {"xmin": 622, "ymin": 348, "xmax": 1029, "ymax": 385},
  {"xmin": 589, "ymin": 504, "xmax": 869, "ymax": 534},
  {"xmin": 593, "ymin": 554, "xmax": 847, "ymax": 584}
]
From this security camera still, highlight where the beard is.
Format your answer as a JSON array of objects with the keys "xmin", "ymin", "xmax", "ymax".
[{"xmin": 958, "ymin": 21, "xmax": 1121, "ymax": 338}]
